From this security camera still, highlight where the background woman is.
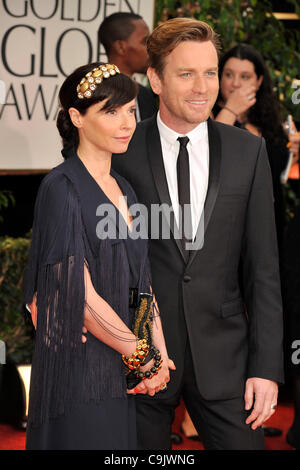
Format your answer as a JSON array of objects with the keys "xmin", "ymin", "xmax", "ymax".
[{"xmin": 23, "ymin": 62, "xmax": 173, "ymax": 450}]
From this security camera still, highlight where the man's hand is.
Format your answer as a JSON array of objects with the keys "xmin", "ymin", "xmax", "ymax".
[{"xmin": 244, "ymin": 377, "xmax": 278, "ymax": 430}]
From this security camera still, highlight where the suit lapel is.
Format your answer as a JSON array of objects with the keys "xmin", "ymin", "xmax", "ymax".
[
  {"xmin": 146, "ymin": 116, "xmax": 186, "ymax": 261},
  {"xmin": 188, "ymin": 118, "xmax": 222, "ymax": 266},
  {"xmin": 146, "ymin": 116, "xmax": 222, "ymax": 265}
]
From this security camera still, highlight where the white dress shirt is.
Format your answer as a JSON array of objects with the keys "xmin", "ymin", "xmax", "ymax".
[
  {"xmin": 135, "ymin": 97, "xmax": 141, "ymax": 122},
  {"xmin": 157, "ymin": 112, "xmax": 209, "ymax": 239}
]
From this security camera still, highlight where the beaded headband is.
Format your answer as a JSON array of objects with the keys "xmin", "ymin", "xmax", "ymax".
[{"xmin": 77, "ymin": 64, "xmax": 120, "ymax": 99}]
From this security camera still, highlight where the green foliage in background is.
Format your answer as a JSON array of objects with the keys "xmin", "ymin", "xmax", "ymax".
[
  {"xmin": 155, "ymin": 0, "xmax": 300, "ymax": 122},
  {"xmin": 0, "ymin": 190, "xmax": 15, "ymax": 224},
  {"xmin": 0, "ymin": 234, "xmax": 33, "ymax": 364}
]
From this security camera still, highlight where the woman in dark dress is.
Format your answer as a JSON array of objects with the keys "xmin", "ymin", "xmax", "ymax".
[{"xmin": 23, "ymin": 62, "xmax": 173, "ymax": 450}]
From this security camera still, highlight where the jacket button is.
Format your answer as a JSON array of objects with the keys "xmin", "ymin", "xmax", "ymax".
[{"xmin": 183, "ymin": 275, "xmax": 191, "ymax": 283}]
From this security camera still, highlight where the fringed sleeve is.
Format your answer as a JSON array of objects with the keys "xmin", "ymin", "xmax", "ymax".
[
  {"xmin": 23, "ymin": 165, "xmax": 158, "ymax": 426},
  {"xmin": 23, "ymin": 170, "xmax": 86, "ymax": 426}
]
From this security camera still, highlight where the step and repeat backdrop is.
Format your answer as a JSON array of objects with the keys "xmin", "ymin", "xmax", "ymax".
[{"xmin": 0, "ymin": 0, "xmax": 155, "ymax": 170}]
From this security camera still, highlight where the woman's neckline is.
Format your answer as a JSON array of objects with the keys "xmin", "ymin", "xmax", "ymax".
[{"xmin": 74, "ymin": 151, "xmax": 133, "ymax": 234}]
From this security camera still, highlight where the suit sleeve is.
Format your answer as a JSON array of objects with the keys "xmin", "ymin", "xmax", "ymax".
[{"xmin": 241, "ymin": 138, "xmax": 284, "ymax": 384}]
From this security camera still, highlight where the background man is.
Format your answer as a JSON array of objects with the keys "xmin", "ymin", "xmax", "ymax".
[
  {"xmin": 112, "ymin": 18, "xmax": 284, "ymax": 450},
  {"xmin": 98, "ymin": 12, "xmax": 157, "ymax": 121}
]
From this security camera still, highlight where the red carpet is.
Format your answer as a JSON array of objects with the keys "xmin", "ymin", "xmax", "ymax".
[
  {"xmin": 172, "ymin": 399, "xmax": 295, "ymax": 450},
  {"xmin": 0, "ymin": 396, "xmax": 296, "ymax": 450},
  {"xmin": 0, "ymin": 424, "xmax": 26, "ymax": 450}
]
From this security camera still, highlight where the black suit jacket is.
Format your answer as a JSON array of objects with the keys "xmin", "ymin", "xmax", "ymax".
[
  {"xmin": 137, "ymin": 84, "xmax": 157, "ymax": 121},
  {"xmin": 112, "ymin": 114, "xmax": 284, "ymax": 400}
]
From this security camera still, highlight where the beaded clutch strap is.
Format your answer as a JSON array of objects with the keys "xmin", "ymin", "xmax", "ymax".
[
  {"xmin": 125, "ymin": 293, "xmax": 157, "ymax": 389},
  {"xmin": 132, "ymin": 293, "xmax": 153, "ymax": 347}
]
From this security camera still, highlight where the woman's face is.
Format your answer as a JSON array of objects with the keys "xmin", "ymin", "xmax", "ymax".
[
  {"xmin": 72, "ymin": 98, "xmax": 137, "ymax": 155},
  {"xmin": 220, "ymin": 57, "xmax": 263, "ymax": 102}
]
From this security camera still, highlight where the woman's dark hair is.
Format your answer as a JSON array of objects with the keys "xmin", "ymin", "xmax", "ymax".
[
  {"xmin": 218, "ymin": 44, "xmax": 286, "ymax": 145},
  {"xmin": 56, "ymin": 62, "xmax": 138, "ymax": 153}
]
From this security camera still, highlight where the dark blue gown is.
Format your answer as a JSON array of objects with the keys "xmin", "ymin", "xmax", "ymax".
[{"xmin": 25, "ymin": 152, "xmax": 149, "ymax": 450}]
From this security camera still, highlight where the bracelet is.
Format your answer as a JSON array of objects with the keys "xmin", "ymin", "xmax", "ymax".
[
  {"xmin": 131, "ymin": 348, "xmax": 163, "ymax": 381},
  {"xmin": 122, "ymin": 338, "xmax": 150, "ymax": 370},
  {"xmin": 141, "ymin": 345, "xmax": 158, "ymax": 367},
  {"xmin": 223, "ymin": 106, "xmax": 238, "ymax": 118}
]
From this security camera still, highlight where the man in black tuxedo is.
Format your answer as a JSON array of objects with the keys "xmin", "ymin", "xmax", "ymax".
[
  {"xmin": 112, "ymin": 18, "xmax": 284, "ymax": 450},
  {"xmin": 98, "ymin": 12, "xmax": 157, "ymax": 121}
]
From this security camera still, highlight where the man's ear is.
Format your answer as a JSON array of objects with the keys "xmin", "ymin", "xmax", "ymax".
[
  {"xmin": 114, "ymin": 39, "xmax": 127, "ymax": 57},
  {"xmin": 68, "ymin": 107, "xmax": 82, "ymax": 129},
  {"xmin": 147, "ymin": 67, "xmax": 162, "ymax": 95}
]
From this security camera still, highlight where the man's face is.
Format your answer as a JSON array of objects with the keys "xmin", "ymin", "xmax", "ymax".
[
  {"xmin": 148, "ymin": 41, "xmax": 219, "ymax": 134},
  {"xmin": 125, "ymin": 19, "xmax": 150, "ymax": 74}
]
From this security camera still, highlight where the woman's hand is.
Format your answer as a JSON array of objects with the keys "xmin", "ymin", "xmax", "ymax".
[
  {"xmin": 126, "ymin": 288, "xmax": 175, "ymax": 397},
  {"xmin": 127, "ymin": 357, "xmax": 176, "ymax": 396},
  {"xmin": 82, "ymin": 326, "xmax": 88, "ymax": 343},
  {"xmin": 28, "ymin": 294, "xmax": 37, "ymax": 329},
  {"xmin": 225, "ymin": 85, "xmax": 257, "ymax": 117},
  {"xmin": 29, "ymin": 292, "xmax": 88, "ymax": 344}
]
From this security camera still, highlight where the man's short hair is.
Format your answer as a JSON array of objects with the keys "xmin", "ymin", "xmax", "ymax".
[
  {"xmin": 98, "ymin": 12, "xmax": 143, "ymax": 56},
  {"xmin": 147, "ymin": 18, "xmax": 221, "ymax": 77}
]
